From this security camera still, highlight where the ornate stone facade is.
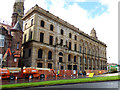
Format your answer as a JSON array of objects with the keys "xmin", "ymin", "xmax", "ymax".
[{"xmin": 22, "ymin": 5, "xmax": 107, "ymax": 71}]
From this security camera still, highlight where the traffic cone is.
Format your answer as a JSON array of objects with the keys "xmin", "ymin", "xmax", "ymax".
[
  {"xmin": 56, "ymin": 74, "xmax": 57, "ymax": 80},
  {"xmin": 0, "ymin": 76, "xmax": 1, "ymax": 80},
  {"xmin": 45, "ymin": 75, "xmax": 47, "ymax": 80},
  {"xmin": 29, "ymin": 75, "xmax": 31, "ymax": 80},
  {"xmin": 15, "ymin": 76, "xmax": 17, "ymax": 80}
]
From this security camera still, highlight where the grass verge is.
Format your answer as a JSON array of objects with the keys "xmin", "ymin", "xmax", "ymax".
[{"xmin": 1, "ymin": 75, "xmax": 120, "ymax": 89}]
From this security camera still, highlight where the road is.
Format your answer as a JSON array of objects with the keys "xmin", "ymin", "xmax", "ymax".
[{"xmin": 7, "ymin": 81, "xmax": 119, "ymax": 90}]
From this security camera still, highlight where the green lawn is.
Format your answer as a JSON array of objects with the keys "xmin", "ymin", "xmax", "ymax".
[{"xmin": 1, "ymin": 75, "xmax": 120, "ymax": 89}]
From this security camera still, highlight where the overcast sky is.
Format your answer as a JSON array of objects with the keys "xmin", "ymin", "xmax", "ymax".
[{"xmin": 0, "ymin": 0, "xmax": 119, "ymax": 64}]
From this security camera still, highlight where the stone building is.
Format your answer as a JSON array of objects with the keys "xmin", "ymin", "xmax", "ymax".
[{"xmin": 22, "ymin": 5, "xmax": 107, "ymax": 71}]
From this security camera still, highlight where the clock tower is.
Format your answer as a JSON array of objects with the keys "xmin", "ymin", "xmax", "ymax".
[{"xmin": 11, "ymin": 0, "xmax": 24, "ymax": 30}]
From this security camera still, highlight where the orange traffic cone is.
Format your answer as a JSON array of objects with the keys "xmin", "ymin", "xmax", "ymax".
[
  {"xmin": 29, "ymin": 75, "xmax": 31, "ymax": 80},
  {"xmin": 15, "ymin": 76, "xmax": 17, "ymax": 80},
  {"xmin": 56, "ymin": 74, "xmax": 57, "ymax": 80},
  {"xmin": 45, "ymin": 75, "xmax": 47, "ymax": 80}
]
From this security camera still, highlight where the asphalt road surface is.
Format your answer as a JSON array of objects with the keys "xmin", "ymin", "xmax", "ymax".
[{"xmin": 8, "ymin": 81, "xmax": 119, "ymax": 90}]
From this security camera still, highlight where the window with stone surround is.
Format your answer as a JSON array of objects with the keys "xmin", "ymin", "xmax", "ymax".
[
  {"xmin": 0, "ymin": 34, "xmax": 5, "ymax": 47},
  {"xmin": 41, "ymin": 20, "xmax": 45, "ymax": 27},
  {"xmin": 50, "ymin": 24, "xmax": 54, "ymax": 31},
  {"xmin": 48, "ymin": 51, "xmax": 52, "ymax": 59},
  {"xmin": 74, "ymin": 56, "xmax": 76, "ymax": 62},
  {"xmin": 49, "ymin": 35, "xmax": 53, "ymax": 45},
  {"xmin": 69, "ymin": 33, "xmax": 72, "ymax": 38},
  {"xmin": 69, "ymin": 42, "xmax": 71, "ymax": 50},
  {"xmin": 37, "ymin": 63, "xmax": 42, "ymax": 68},
  {"xmin": 38, "ymin": 49, "xmax": 42, "ymax": 58},
  {"xmin": 40, "ymin": 32, "xmax": 44, "ymax": 43},
  {"xmin": 75, "ymin": 35, "xmax": 77, "ymax": 40},
  {"xmin": 68, "ymin": 54, "xmax": 71, "ymax": 61},
  {"xmin": 61, "ymin": 29, "xmax": 64, "ymax": 35},
  {"xmin": 60, "ymin": 39, "xmax": 63, "ymax": 46},
  {"xmin": 28, "ymin": 48, "xmax": 31, "ymax": 57},
  {"xmin": 74, "ymin": 44, "xmax": 77, "ymax": 51},
  {"xmin": 17, "ymin": 42, "xmax": 19, "ymax": 50},
  {"xmin": 31, "ymin": 19, "xmax": 33, "ymax": 26}
]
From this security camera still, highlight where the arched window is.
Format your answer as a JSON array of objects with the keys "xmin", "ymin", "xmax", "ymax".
[
  {"xmin": 69, "ymin": 33, "xmax": 72, "ymax": 38},
  {"xmin": 50, "ymin": 24, "xmax": 54, "ymax": 31},
  {"xmin": 59, "ymin": 52, "xmax": 63, "ymax": 62},
  {"xmin": 31, "ymin": 19, "xmax": 33, "ymax": 26},
  {"xmin": 38, "ymin": 49, "xmax": 42, "ymax": 58},
  {"xmin": 59, "ymin": 52, "xmax": 63, "ymax": 56},
  {"xmin": 41, "ymin": 20, "xmax": 45, "ymax": 27},
  {"xmin": 61, "ymin": 29, "xmax": 64, "ymax": 35},
  {"xmin": 48, "ymin": 51, "xmax": 52, "ymax": 59}
]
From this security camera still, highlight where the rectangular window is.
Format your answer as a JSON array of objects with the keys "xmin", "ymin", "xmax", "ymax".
[
  {"xmin": 17, "ymin": 42, "xmax": 19, "ymax": 50},
  {"xmin": 0, "ymin": 34, "xmax": 5, "ymax": 47},
  {"xmin": 74, "ymin": 56, "xmax": 76, "ymax": 62},
  {"xmin": 60, "ymin": 39, "xmax": 63, "ymax": 46},
  {"xmin": 48, "ymin": 63, "xmax": 52, "ymax": 69},
  {"xmin": 61, "ymin": 29, "xmax": 64, "ymax": 35},
  {"xmin": 37, "ymin": 63, "xmax": 42, "ymax": 68},
  {"xmin": 69, "ymin": 42, "xmax": 71, "ymax": 50},
  {"xmin": 40, "ymin": 32, "xmax": 44, "ymax": 43},
  {"xmin": 0, "ymin": 54, "xmax": 2, "ymax": 65},
  {"xmin": 61, "ymin": 66, "xmax": 64, "ymax": 70},
  {"xmin": 31, "ymin": 19, "xmax": 33, "ymax": 26},
  {"xmin": 23, "ymin": 50, "xmax": 25, "ymax": 58},
  {"xmin": 75, "ymin": 35, "xmax": 77, "ymax": 40},
  {"xmin": 80, "ymin": 46, "xmax": 81, "ymax": 53},
  {"xmin": 74, "ymin": 44, "xmax": 77, "ymax": 51},
  {"xmin": 29, "ymin": 48, "xmax": 31, "ymax": 57},
  {"xmin": 29, "ymin": 31, "xmax": 32, "ymax": 40},
  {"xmin": 25, "ymin": 23, "xmax": 27, "ymax": 30},
  {"xmin": 24, "ymin": 35, "xmax": 26, "ymax": 43},
  {"xmin": 49, "ymin": 36, "xmax": 53, "ymax": 45}
]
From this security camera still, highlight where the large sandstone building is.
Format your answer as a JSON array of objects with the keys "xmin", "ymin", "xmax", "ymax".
[{"xmin": 22, "ymin": 4, "xmax": 107, "ymax": 72}]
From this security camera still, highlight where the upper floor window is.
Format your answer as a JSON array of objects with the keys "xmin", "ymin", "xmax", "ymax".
[
  {"xmin": 49, "ymin": 36, "xmax": 53, "ymax": 45},
  {"xmin": 68, "ymin": 54, "xmax": 71, "ymax": 61},
  {"xmin": 80, "ymin": 46, "xmax": 81, "ymax": 53},
  {"xmin": 74, "ymin": 44, "xmax": 77, "ymax": 51},
  {"xmin": 69, "ymin": 42, "xmax": 71, "ymax": 50},
  {"xmin": 69, "ymin": 33, "xmax": 72, "ymax": 38},
  {"xmin": 28, "ymin": 48, "xmax": 31, "ymax": 57},
  {"xmin": 75, "ymin": 35, "xmax": 77, "ymax": 40},
  {"xmin": 74, "ymin": 56, "xmax": 76, "ymax": 62},
  {"xmin": 38, "ymin": 49, "xmax": 42, "ymax": 58},
  {"xmin": 61, "ymin": 29, "xmax": 64, "ymax": 35},
  {"xmin": 25, "ymin": 23, "xmax": 27, "ymax": 30},
  {"xmin": 0, "ymin": 54, "xmax": 2, "ymax": 65},
  {"xmin": 17, "ymin": 42, "xmax": 19, "ymax": 50},
  {"xmin": 31, "ymin": 19, "xmax": 33, "ymax": 26},
  {"xmin": 40, "ymin": 32, "xmax": 44, "ymax": 43},
  {"xmin": 41, "ymin": 20, "xmax": 45, "ymax": 27},
  {"xmin": 50, "ymin": 24, "xmax": 54, "ymax": 31},
  {"xmin": 0, "ymin": 34, "xmax": 5, "ymax": 47},
  {"xmin": 60, "ymin": 39, "xmax": 63, "ymax": 46},
  {"xmin": 29, "ymin": 31, "xmax": 32, "ymax": 40},
  {"xmin": 48, "ymin": 51, "xmax": 52, "ymax": 59},
  {"xmin": 23, "ymin": 50, "xmax": 25, "ymax": 58},
  {"xmin": 24, "ymin": 34, "xmax": 26, "ymax": 43}
]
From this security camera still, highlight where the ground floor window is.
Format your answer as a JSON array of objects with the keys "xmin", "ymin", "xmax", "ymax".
[
  {"xmin": 48, "ymin": 63, "xmax": 52, "ymax": 69},
  {"xmin": 73, "ymin": 65, "xmax": 77, "ymax": 70},
  {"xmin": 61, "ymin": 66, "xmax": 64, "ymax": 70},
  {"xmin": 68, "ymin": 65, "xmax": 72, "ymax": 70},
  {"xmin": 37, "ymin": 63, "xmax": 42, "ymax": 68},
  {"xmin": 59, "ymin": 57, "xmax": 62, "ymax": 62}
]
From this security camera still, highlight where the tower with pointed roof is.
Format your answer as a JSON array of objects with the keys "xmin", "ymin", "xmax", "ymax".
[
  {"xmin": 10, "ymin": 21, "xmax": 23, "ymax": 67},
  {"xmin": 11, "ymin": 0, "xmax": 24, "ymax": 29}
]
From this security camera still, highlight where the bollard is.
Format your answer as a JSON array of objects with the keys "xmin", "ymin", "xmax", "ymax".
[
  {"xmin": 64, "ymin": 74, "xmax": 65, "ymax": 78},
  {"xmin": 71, "ymin": 75, "xmax": 72, "ymax": 79},
  {"xmin": 0, "ymin": 76, "xmax": 1, "ymax": 80}
]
